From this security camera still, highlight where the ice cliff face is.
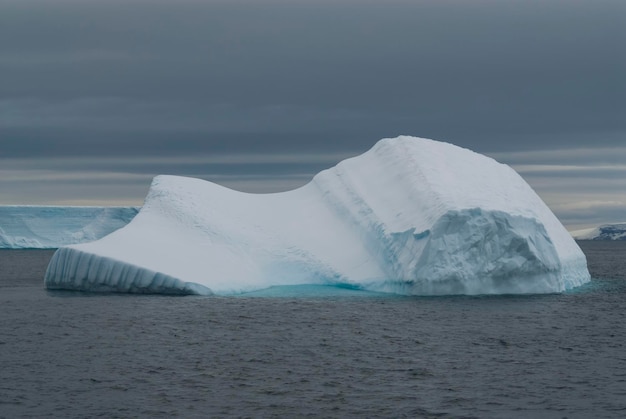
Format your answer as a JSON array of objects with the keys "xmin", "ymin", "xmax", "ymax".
[
  {"xmin": 44, "ymin": 136, "xmax": 590, "ymax": 295},
  {"xmin": 0, "ymin": 206, "xmax": 138, "ymax": 249}
]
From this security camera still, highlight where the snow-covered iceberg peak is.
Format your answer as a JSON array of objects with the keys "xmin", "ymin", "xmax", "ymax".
[{"xmin": 44, "ymin": 136, "xmax": 590, "ymax": 295}]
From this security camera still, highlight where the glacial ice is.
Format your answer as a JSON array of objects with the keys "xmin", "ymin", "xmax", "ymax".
[
  {"xmin": 570, "ymin": 223, "xmax": 626, "ymax": 241},
  {"xmin": 0, "ymin": 206, "xmax": 138, "ymax": 249},
  {"xmin": 44, "ymin": 136, "xmax": 590, "ymax": 295}
]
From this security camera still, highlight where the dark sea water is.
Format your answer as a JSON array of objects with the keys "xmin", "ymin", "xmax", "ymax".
[{"xmin": 1, "ymin": 242, "xmax": 625, "ymax": 418}]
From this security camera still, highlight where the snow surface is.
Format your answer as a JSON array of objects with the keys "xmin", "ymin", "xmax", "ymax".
[
  {"xmin": 44, "ymin": 136, "xmax": 590, "ymax": 295},
  {"xmin": 571, "ymin": 223, "xmax": 626, "ymax": 241},
  {"xmin": 0, "ymin": 206, "xmax": 138, "ymax": 249}
]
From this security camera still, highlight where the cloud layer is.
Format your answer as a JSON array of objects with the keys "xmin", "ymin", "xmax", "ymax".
[{"xmin": 1, "ymin": 0, "xmax": 625, "ymax": 228}]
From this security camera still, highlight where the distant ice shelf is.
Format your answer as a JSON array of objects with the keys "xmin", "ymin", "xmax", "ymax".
[
  {"xmin": 571, "ymin": 223, "xmax": 626, "ymax": 241},
  {"xmin": 0, "ymin": 206, "xmax": 138, "ymax": 249},
  {"xmin": 44, "ymin": 136, "xmax": 591, "ymax": 296}
]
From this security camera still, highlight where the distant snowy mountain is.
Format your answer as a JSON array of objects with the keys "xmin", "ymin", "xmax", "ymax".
[
  {"xmin": 0, "ymin": 206, "xmax": 139, "ymax": 248},
  {"xmin": 571, "ymin": 223, "xmax": 626, "ymax": 241},
  {"xmin": 45, "ymin": 136, "xmax": 590, "ymax": 296}
]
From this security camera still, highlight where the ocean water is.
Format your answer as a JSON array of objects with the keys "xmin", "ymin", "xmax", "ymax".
[{"xmin": 1, "ymin": 242, "xmax": 625, "ymax": 418}]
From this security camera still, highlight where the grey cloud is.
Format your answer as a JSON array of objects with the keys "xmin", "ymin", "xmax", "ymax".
[
  {"xmin": 556, "ymin": 202, "xmax": 626, "ymax": 229},
  {"xmin": 0, "ymin": 171, "xmax": 151, "ymax": 205},
  {"xmin": 515, "ymin": 167, "xmax": 626, "ymax": 180},
  {"xmin": 2, "ymin": 0, "xmax": 624, "ymax": 151},
  {"xmin": 488, "ymin": 146, "xmax": 626, "ymax": 166},
  {"xmin": 1, "ymin": 0, "xmax": 625, "ymax": 228},
  {"xmin": 1, "ymin": 128, "xmax": 377, "ymax": 158}
]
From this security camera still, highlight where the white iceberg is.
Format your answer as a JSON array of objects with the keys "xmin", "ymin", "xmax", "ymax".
[
  {"xmin": 570, "ymin": 223, "xmax": 626, "ymax": 241},
  {"xmin": 44, "ymin": 136, "xmax": 590, "ymax": 295},
  {"xmin": 0, "ymin": 206, "xmax": 138, "ymax": 249}
]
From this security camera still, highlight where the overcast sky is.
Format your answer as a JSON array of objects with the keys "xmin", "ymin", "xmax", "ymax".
[{"xmin": 1, "ymin": 0, "xmax": 624, "ymax": 229}]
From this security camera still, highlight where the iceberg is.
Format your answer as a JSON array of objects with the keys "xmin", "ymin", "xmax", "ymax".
[
  {"xmin": 44, "ymin": 136, "xmax": 590, "ymax": 295},
  {"xmin": 571, "ymin": 223, "xmax": 626, "ymax": 241},
  {"xmin": 0, "ymin": 206, "xmax": 138, "ymax": 249}
]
